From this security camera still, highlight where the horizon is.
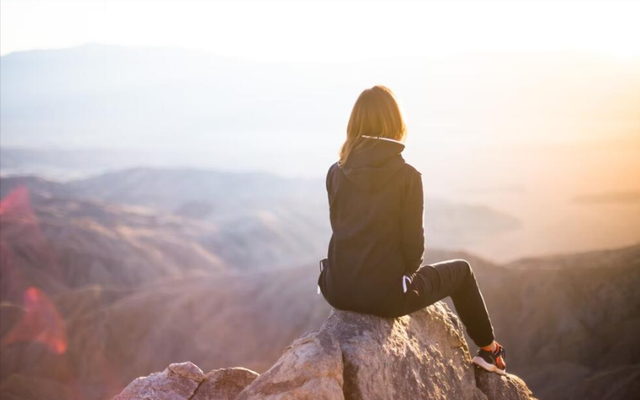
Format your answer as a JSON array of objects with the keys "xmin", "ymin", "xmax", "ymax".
[{"xmin": 5, "ymin": 40, "xmax": 640, "ymax": 63}]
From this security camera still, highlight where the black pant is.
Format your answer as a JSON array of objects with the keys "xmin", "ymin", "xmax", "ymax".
[{"xmin": 398, "ymin": 259, "xmax": 495, "ymax": 348}]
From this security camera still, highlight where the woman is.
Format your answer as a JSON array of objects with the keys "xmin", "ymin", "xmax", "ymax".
[{"xmin": 317, "ymin": 85, "xmax": 507, "ymax": 374}]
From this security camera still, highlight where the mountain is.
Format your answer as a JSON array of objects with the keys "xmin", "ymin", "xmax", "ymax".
[
  {"xmin": 0, "ymin": 43, "xmax": 342, "ymax": 175},
  {"xmin": 0, "ymin": 147, "xmax": 161, "ymax": 181},
  {"xmin": 0, "ymin": 178, "xmax": 226, "ymax": 304},
  {"xmin": 1, "ymin": 171, "xmax": 520, "ymax": 269},
  {"xmin": 0, "ymin": 264, "xmax": 331, "ymax": 400},
  {"xmin": 2, "ymin": 238, "xmax": 638, "ymax": 399},
  {"xmin": 69, "ymin": 167, "xmax": 520, "ymax": 249},
  {"xmin": 0, "ymin": 173, "xmax": 638, "ymax": 400},
  {"xmin": 472, "ymin": 245, "xmax": 640, "ymax": 400}
]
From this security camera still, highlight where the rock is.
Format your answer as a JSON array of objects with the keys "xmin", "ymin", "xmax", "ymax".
[
  {"xmin": 113, "ymin": 362, "xmax": 260, "ymax": 400},
  {"xmin": 114, "ymin": 302, "xmax": 536, "ymax": 400},
  {"xmin": 236, "ymin": 302, "xmax": 536, "ymax": 400},
  {"xmin": 475, "ymin": 368, "xmax": 537, "ymax": 400},
  {"xmin": 113, "ymin": 361, "xmax": 205, "ymax": 400},
  {"xmin": 235, "ymin": 330, "xmax": 344, "ymax": 400},
  {"xmin": 322, "ymin": 303, "xmax": 484, "ymax": 400},
  {"xmin": 236, "ymin": 302, "xmax": 485, "ymax": 400},
  {"xmin": 193, "ymin": 368, "xmax": 259, "ymax": 400}
]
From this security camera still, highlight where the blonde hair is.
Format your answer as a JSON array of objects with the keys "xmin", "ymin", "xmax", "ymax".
[{"xmin": 338, "ymin": 85, "xmax": 407, "ymax": 167}]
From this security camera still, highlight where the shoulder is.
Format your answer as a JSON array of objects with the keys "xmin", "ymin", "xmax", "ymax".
[
  {"xmin": 400, "ymin": 163, "xmax": 423, "ymax": 202},
  {"xmin": 326, "ymin": 161, "xmax": 341, "ymax": 191},
  {"xmin": 402, "ymin": 163, "xmax": 423, "ymax": 195},
  {"xmin": 403, "ymin": 162, "xmax": 422, "ymax": 177},
  {"xmin": 327, "ymin": 161, "xmax": 340, "ymax": 179}
]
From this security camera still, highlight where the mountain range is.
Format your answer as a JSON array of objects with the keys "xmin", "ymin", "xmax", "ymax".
[{"xmin": 0, "ymin": 171, "xmax": 638, "ymax": 400}]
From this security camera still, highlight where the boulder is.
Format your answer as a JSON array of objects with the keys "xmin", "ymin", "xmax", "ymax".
[
  {"xmin": 235, "ymin": 329, "xmax": 344, "ymax": 400},
  {"xmin": 113, "ymin": 361, "xmax": 205, "ymax": 400},
  {"xmin": 114, "ymin": 302, "xmax": 537, "ymax": 400},
  {"xmin": 193, "ymin": 368, "xmax": 259, "ymax": 400},
  {"xmin": 475, "ymin": 369, "xmax": 536, "ymax": 400},
  {"xmin": 113, "ymin": 362, "xmax": 260, "ymax": 400}
]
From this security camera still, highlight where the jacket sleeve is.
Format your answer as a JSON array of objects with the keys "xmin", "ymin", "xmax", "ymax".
[{"xmin": 401, "ymin": 171, "xmax": 425, "ymax": 275}]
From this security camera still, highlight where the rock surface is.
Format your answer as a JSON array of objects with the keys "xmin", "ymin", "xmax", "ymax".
[
  {"xmin": 235, "ymin": 329, "xmax": 344, "ymax": 400},
  {"xmin": 193, "ymin": 368, "xmax": 259, "ymax": 400},
  {"xmin": 113, "ymin": 302, "xmax": 536, "ymax": 400},
  {"xmin": 113, "ymin": 362, "xmax": 259, "ymax": 400},
  {"xmin": 113, "ymin": 362, "xmax": 206, "ymax": 400},
  {"xmin": 475, "ymin": 368, "xmax": 536, "ymax": 400}
]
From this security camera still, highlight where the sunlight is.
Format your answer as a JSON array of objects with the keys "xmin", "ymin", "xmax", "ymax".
[{"xmin": 2, "ymin": 0, "xmax": 640, "ymax": 60}]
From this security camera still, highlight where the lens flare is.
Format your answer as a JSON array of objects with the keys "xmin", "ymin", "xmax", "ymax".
[
  {"xmin": 0, "ymin": 185, "xmax": 35, "ymax": 219},
  {"xmin": 1, "ymin": 286, "xmax": 68, "ymax": 354},
  {"xmin": 1, "ymin": 187, "xmax": 68, "ymax": 354}
]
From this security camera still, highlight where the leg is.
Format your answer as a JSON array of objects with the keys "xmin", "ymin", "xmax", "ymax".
[{"xmin": 403, "ymin": 259, "xmax": 495, "ymax": 347}]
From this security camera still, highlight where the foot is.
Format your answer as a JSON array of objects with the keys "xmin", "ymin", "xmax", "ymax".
[{"xmin": 472, "ymin": 342, "xmax": 507, "ymax": 375}]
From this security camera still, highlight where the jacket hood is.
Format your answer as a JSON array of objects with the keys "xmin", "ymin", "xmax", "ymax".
[{"xmin": 340, "ymin": 137, "xmax": 406, "ymax": 192}]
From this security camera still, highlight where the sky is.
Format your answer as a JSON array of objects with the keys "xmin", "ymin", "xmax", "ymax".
[
  {"xmin": 2, "ymin": 0, "xmax": 640, "ymax": 61},
  {"xmin": 1, "ymin": 0, "xmax": 639, "ymax": 260}
]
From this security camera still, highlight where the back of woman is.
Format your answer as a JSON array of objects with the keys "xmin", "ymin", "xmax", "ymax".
[
  {"xmin": 319, "ymin": 85, "xmax": 425, "ymax": 317},
  {"xmin": 317, "ymin": 85, "xmax": 508, "ymax": 375},
  {"xmin": 323, "ymin": 140, "xmax": 423, "ymax": 316}
]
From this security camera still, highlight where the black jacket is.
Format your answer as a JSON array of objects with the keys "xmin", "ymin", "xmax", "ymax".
[{"xmin": 318, "ymin": 136, "xmax": 425, "ymax": 317}]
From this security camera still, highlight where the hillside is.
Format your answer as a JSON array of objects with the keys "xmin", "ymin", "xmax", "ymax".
[
  {"xmin": 1, "ymin": 172, "xmax": 520, "ymax": 268},
  {"xmin": 0, "ymin": 180, "xmax": 225, "ymax": 303},
  {"xmin": 0, "ymin": 174, "xmax": 638, "ymax": 399},
  {"xmin": 0, "ymin": 266, "xmax": 330, "ymax": 400},
  {"xmin": 473, "ymin": 245, "xmax": 640, "ymax": 399}
]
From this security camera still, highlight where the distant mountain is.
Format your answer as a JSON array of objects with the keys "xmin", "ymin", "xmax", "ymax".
[
  {"xmin": 0, "ymin": 263, "xmax": 331, "ymax": 400},
  {"xmin": 70, "ymin": 167, "xmax": 520, "ymax": 248},
  {"xmin": 2, "ymin": 240, "xmax": 638, "ymax": 400},
  {"xmin": 0, "ymin": 147, "xmax": 160, "ymax": 180},
  {"xmin": 2, "ymin": 44, "xmax": 639, "ymax": 176},
  {"xmin": 0, "ymin": 44, "xmax": 345, "ymax": 176},
  {"xmin": 0, "ymin": 179, "xmax": 226, "ymax": 304},
  {"xmin": 69, "ymin": 167, "xmax": 323, "ymax": 218},
  {"xmin": 0, "ymin": 175, "xmax": 638, "ymax": 399},
  {"xmin": 1, "ymin": 170, "xmax": 521, "ymax": 267},
  {"xmin": 1, "ymin": 172, "xmax": 332, "ymax": 271},
  {"xmin": 471, "ymin": 245, "xmax": 640, "ymax": 400},
  {"xmin": 573, "ymin": 191, "xmax": 640, "ymax": 205}
]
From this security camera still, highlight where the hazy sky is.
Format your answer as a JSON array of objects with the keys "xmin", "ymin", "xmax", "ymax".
[
  {"xmin": 2, "ymin": 1, "xmax": 639, "ymax": 260},
  {"xmin": 2, "ymin": 0, "xmax": 640, "ymax": 60}
]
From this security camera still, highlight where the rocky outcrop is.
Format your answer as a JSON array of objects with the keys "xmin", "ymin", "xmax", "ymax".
[
  {"xmin": 113, "ymin": 362, "xmax": 205, "ymax": 400},
  {"xmin": 113, "ymin": 302, "xmax": 536, "ymax": 400},
  {"xmin": 192, "ymin": 368, "xmax": 260, "ymax": 400},
  {"xmin": 113, "ymin": 362, "xmax": 258, "ymax": 400},
  {"xmin": 475, "ymin": 369, "xmax": 535, "ymax": 400}
]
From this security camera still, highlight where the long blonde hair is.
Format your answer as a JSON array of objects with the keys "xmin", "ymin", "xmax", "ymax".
[{"xmin": 338, "ymin": 85, "xmax": 407, "ymax": 167}]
